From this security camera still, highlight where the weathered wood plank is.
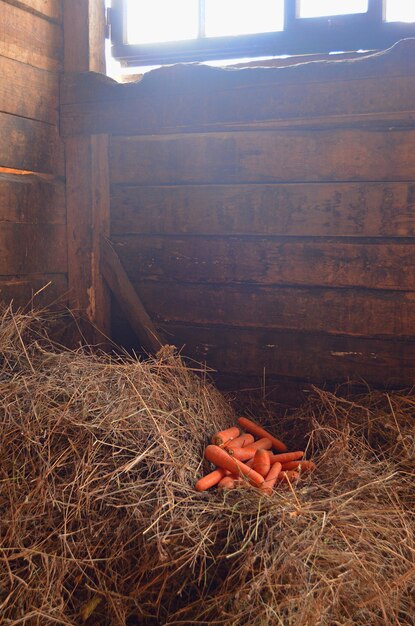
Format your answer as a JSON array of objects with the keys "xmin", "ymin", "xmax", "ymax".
[
  {"xmin": 2, "ymin": 0, "xmax": 63, "ymax": 22},
  {"xmin": 61, "ymin": 40, "xmax": 415, "ymax": 137},
  {"xmin": 110, "ymin": 129, "xmax": 415, "ymax": 185},
  {"xmin": 0, "ymin": 112, "xmax": 64, "ymax": 175},
  {"xmin": 132, "ymin": 282, "xmax": 415, "ymax": 339},
  {"xmin": 0, "ymin": 0, "xmax": 62, "ymax": 70},
  {"xmin": 66, "ymin": 135, "xmax": 110, "ymax": 340},
  {"xmin": 0, "ymin": 54, "xmax": 59, "ymax": 124},
  {"xmin": 158, "ymin": 325, "xmax": 415, "ymax": 386},
  {"xmin": 112, "ymin": 236, "xmax": 415, "ymax": 291},
  {"xmin": 110, "ymin": 182, "xmax": 415, "ymax": 238},
  {"xmin": 0, "ymin": 274, "xmax": 67, "ymax": 307},
  {"xmin": 0, "ymin": 223, "xmax": 67, "ymax": 274},
  {"xmin": 101, "ymin": 237, "xmax": 162, "ymax": 352},
  {"xmin": 62, "ymin": 72, "xmax": 415, "ymax": 137},
  {"xmin": 0, "ymin": 173, "xmax": 65, "ymax": 223},
  {"xmin": 63, "ymin": 1, "xmax": 109, "ymax": 343},
  {"xmin": 61, "ymin": 41, "xmax": 415, "ymax": 107},
  {"xmin": 213, "ymin": 374, "xmax": 368, "ymax": 409},
  {"xmin": 63, "ymin": 0, "xmax": 105, "ymax": 74}
]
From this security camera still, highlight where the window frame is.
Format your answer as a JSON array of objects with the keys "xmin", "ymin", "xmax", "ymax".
[{"xmin": 110, "ymin": 0, "xmax": 415, "ymax": 66}]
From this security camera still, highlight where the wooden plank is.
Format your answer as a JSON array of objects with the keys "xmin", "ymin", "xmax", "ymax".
[
  {"xmin": 112, "ymin": 236, "xmax": 415, "ymax": 291},
  {"xmin": 2, "ymin": 0, "xmax": 63, "ymax": 22},
  {"xmin": 63, "ymin": 0, "xmax": 105, "ymax": 73},
  {"xmin": 63, "ymin": 1, "xmax": 109, "ymax": 343},
  {"xmin": 213, "ymin": 374, "xmax": 371, "ymax": 409},
  {"xmin": 0, "ymin": 54, "xmax": 59, "ymax": 124},
  {"xmin": 62, "ymin": 72, "xmax": 415, "ymax": 137},
  {"xmin": 62, "ymin": 40, "xmax": 415, "ymax": 106},
  {"xmin": 61, "ymin": 41, "xmax": 415, "ymax": 137},
  {"xmin": 101, "ymin": 237, "xmax": 163, "ymax": 353},
  {"xmin": 110, "ymin": 129, "xmax": 415, "ymax": 185},
  {"xmin": 66, "ymin": 135, "xmax": 110, "ymax": 341},
  {"xmin": 0, "ymin": 112, "xmax": 64, "ymax": 174},
  {"xmin": 0, "ymin": 223, "xmax": 67, "ymax": 274},
  {"xmin": 110, "ymin": 182, "xmax": 415, "ymax": 238},
  {"xmin": 0, "ymin": 274, "xmax": 67, "ymax": 307},
  {"xmin": 132, "ymin": 282, "xmax": 415, "ymax": 339},
  {"xmin": 0, "ymin": 0, "xmax": 62, "ymax": 70},
  {"xmin": 158, "ymin": 324, "xmax": 415, "ymax": 386},
  {"xmin": 61, "ymin": 40, "xmax": 415, "ymax": 108},
  {"xmin": 0, "ymin": 173, "xmax": 65, "ymax": 223}
]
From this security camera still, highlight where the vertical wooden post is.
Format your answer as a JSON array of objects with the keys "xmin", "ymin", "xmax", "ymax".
[{"xmin": 63, "ymin": 0, "xmax": 111, "ymax": 343}]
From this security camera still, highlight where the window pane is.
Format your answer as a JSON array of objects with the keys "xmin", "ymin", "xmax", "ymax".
[
  {"xmin": 299, "ymin": 0, "xmax": 368, "ymax": 18},
  {"xmin": 205, "ymin": 0, "xmax": 284, "ymax": 38},
  {"xmin": 126, "ymin": 0, "xmax": 199, "ymax": 44},
  {"xmin": 385, "ymin": 0, "xmax": 415, "ymax": 23}
]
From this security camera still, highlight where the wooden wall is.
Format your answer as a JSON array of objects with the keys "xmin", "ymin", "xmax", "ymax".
[
  {"xmin": 0, "ymin": 0, "xmax": 66, "ymax": 308},
  {"xmin": 62, "ymin": 39, "xmax": 415, "ymax": 400}
]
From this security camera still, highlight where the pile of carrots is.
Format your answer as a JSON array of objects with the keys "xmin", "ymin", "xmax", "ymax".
[{"xmin": 195, "ymin": 416, "xmax": 315, "ymax": 494}]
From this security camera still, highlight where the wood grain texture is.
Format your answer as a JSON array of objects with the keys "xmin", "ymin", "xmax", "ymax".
[
  {"xmin": 158, "ymin": 324, "xmax": 415, "ymax": 386},
  {"xmin": 133, "ymin": 282, "xmax": 415, "ymax": 339},
  {"xmin": 101, "ymin": 237, "xmax": 162, "ymax": 352},
  {"xmin": 61, "ymin": 40, "xmax": 415, "ymax": 137},
  {"xmin": 0, "ymin": 223, "xmax": 67, "ymax": 274},
  {"xmin": 0, "ymin": 0, "xmax": 63, "ymax": 70},
  {"xmin": 62, "ymin": 72, "xmax": 415, "ymax": 137},
  {"xmin": 0, "ymin": 54, "xmax": 59, "ymax": 124},
  {"xmin": 0, "ymin": 274, "xmax": 67, "ymax": 307},
  {"xmin": 63, "ymin": 1, "xmax": 109, "ymax": 342},
  {"xmin": 110, "ymin": 129, "xmax": 415, "ymax": 185},
  {"xmin": 112, "ymin": 236, "xmax": 415, "ymax": 291},
  {"xmin": 110, "ymin": 182, "xmax": 415, "ymax": 238},
  {"xmin": 0, "ymin": 173, "xmax": 65, "ymax": 223},
  {"xmin": 63, "ymin": 40, "xmax": 415, "ymax": 106},
  {"xmin": 2, "ymin": 0, "xmax": 63, "ymax": 22},
  {"xmin": 63, "ymin": 0, "xmax": 105, "ymax": 73},
  {"xmin": 0, "ymin": 113, "xmax": 64, "ymax": 174},
  {"xmin": 66, "ymin": 135, "xmax": 110, "ymax": 339}
]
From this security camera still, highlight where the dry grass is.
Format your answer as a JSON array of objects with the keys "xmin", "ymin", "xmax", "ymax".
[{"xmin": 0, "ymin": 305, "xmax": 414, "ymax": 625}]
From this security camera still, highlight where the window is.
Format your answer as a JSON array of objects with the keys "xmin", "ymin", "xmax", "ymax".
[
  {"xmin": 299, "ymin": 0, "xmax": 368, "ymax": 19},
  {"xmin": 109, "ymin": 0, "xmax": 415, "ymax": 67}
]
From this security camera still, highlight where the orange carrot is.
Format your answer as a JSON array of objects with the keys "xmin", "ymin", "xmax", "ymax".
[
  {"xmin": 211, "ymin": 426, "xmax": 240, "ymax": 446},
  {"xmin": 195, "ymin": 467, "xmax": 228, "ymax": 492},
  {"xmin": 218, "ymin": 476, "xmax": 236, "ymax": 489},
  {"xmin": 281, "ymin": 460, "xmax": 315, "ymax": 473},
  {"xmin": 238, "ymin": 416, "xmax": 287, "ymax": 452},
  {"xmin": 204, "ymin": 445, "xmax": 264, "ymax": 487},
  {"xmin": 277, "ymin": 470, "xmax": 300, "ymax": 484},
  {"xmin": 252, "ymin": 449, "xmax": 271, "ymax": 477},
  {"xmin": 261, "ymin": 462, "xmax": 282, "ymax": 494},
  {"xmin": 269, "ymin": 451, "xmax": 304, "ymax": 465},
  {"xmin": 231, "ymin": 438, "xmax": 273, "ymax": 461},
  {"xmin": 225, "ymin": 433, "xmax": 255, "ymax": 449}
]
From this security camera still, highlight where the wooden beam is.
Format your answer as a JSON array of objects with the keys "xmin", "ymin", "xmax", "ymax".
[
  {"xmin": 112, "ymin": 235, "xmax": 415, "ymax": 292},
  {"xmin": 100, "ymin": 236, "xmax": 163, "ymax": 353},
  {"xmin": 63, "ymin": 0, "xmax": 105, "ymax": 73},
  {"xmin": 0, "ymin": 112, "xmax": 64, "ymax": 175},
  {"xmin": 63, "ymin": 0, "xmax": 110, "ymax": 343},
  {"xmin": 65, "ymin": 134, "xmax": 110, "ymax": 341}
]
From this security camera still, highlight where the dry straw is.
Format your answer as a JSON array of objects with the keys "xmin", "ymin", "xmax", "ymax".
[{"xmin": 0, "ymin": 305, "xmax": 414, "ymax": 625}]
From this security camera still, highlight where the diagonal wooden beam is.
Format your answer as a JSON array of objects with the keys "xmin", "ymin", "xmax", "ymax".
[{"xmin": 100, "ymin": 236, "xmax": 164, "ymax": 353}]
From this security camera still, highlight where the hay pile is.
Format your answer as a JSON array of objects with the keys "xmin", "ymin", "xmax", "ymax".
[{"xmin": 0, "ymin": 306, "xmax": 414, "ymax": 625}]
